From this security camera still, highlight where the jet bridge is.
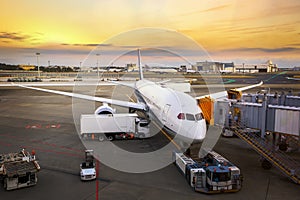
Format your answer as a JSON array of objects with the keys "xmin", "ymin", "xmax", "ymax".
[{"xmin": 225, "ymin": 93, "xmax": 300, "ymax": 184}]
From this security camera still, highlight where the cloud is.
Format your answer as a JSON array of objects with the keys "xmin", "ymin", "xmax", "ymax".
[
  {"xmin": 0, "ymin": 31, "xmax": 43, "ymax": 45},
  {"xmin": 0, "ymin": 32, "xmax": 28, "ymax": 41},
  {"xmin": 234, "ymin": 47, "xmax": 300, "ymax": 53},
  {"xmin": 201, "ymin": 4, "xmax": 231, "ymax": 13},
  {"xmin": 269, "ymin": 4, "xmax": 300, "ymax": 18},
  {"xmin": 61, "ymin": 43, "xmax": 112, "ymax": 47},
  {"xmin": 177, "ymin": 4, "xmax": 231, "ymax": 17},
  {"xmin": 287, "ymin": 43, "xmax": 300, "ymax": 47},
  {"xmin": 206, "ymin": 21, "xmax": 299, "ymax": 35}
]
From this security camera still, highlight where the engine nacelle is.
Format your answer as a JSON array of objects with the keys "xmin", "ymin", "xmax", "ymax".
[{"xmin": 94, "ymin": 103, "xmax": 115, "ymax": 115}]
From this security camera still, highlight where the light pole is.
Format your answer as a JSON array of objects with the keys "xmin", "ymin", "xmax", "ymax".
[
  {"xmin": 96, "ymin": 53, "xmax": 100, "ymax": 78},
  {"xmin": 36, "ymin": 52, "xmax": 40, "ymax": 77}
]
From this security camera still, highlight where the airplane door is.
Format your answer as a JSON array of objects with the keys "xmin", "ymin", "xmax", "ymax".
[{"xmin": 162, "ymin": 104, "xmax": 171, "ymax": 122}]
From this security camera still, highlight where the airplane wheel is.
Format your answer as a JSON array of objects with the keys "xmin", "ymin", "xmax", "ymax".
[
  {"xmin": 98, "ymin": 136, "xmax": 105, "ymax": 142},
  {"xmin": 279, "ymin": 143, "xmax": 288, "ymax": 151},
  {"xmin": 138, "ymin": 133, "xmax": 145, "ymax": 139},
  {"xmin": 107, "ymin": 135, "xmax": 114, "ymax": 141},
  {"xmin": 3, "ymin": 178, "xmax": 7, "ymax": 190}
]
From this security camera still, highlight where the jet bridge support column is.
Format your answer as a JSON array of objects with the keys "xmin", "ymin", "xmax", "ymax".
[{"xmin": 261, "ymin": 94, "xmax": 267, "ymax": 139}]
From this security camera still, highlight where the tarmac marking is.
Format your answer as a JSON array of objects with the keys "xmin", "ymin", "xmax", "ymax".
[
  {"xmin": 0, "ymin": 141, "xmax": 12, "ymax": 147},
  {"xmin": 0, "ymin": 139, "xmax": 82, "ymax": 157},
  {"xmin": 28, "ymin": 139, "xmax": 83, "ymax": 153},
  {"xmin": 152, "ymin": 121, "xmax": 181, "ymax": 150},
  {"xmin": 126, "ymin": 94, "xmax": 135, "ymax": 103},
  {"xmin": 0, "ymin": 134, "xmax": 83, "ymax": 154},
  {"xmin": 20, "ymin": 145, "xmax": 84, "ymax": 158},
  {"xmin": 96, "ymin": 159, "xmax": 99, "ymax": 200},
  {"xmin": 25, "ymin": 123, "xmax": 61, "ymax": 129}
]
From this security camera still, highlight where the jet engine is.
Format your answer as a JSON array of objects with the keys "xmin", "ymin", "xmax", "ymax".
[{"xmin": 94, "ymin": 103, "xmax": 115, "ymax": 115}]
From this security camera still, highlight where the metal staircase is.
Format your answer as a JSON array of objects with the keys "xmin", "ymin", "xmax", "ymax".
[{"xmin": 231, "ymin": 123, "xmax": 300, "ymax": 184}]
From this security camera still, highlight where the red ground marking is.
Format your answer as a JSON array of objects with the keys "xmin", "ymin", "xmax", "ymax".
[
  {"xmin": 25, "ymin": 125, "xmax": 31, "ymax": 129},
  {"xmin": 21, "ymin": 145, "xmax": 84, "ymax": 158},
  {"xmin": 2, "ymin": 131, "xmax": 83, "ymax": 153},
  {"xmin": 39, "ymin": 141, "xmax": 82, "ymax": 153},
  {"xmin": 96, "ymin": 159, "xmax": 99, "ymax": 200},
  {"xmin": 25, "ymin": 124, "xmax": 61, "ymax": 129},
  {"xmin": 0, "ymin": 141, "xmax": 12, "ymax": 147},
  {"xmin": 1, "ymin": 134, "xmax": 84, "ymax": 156}
]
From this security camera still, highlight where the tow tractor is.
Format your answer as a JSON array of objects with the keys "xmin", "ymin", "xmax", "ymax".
[
  {"xmin": 0, "ymin": 149, "xmax": 41, "ymax": 190},
  {"xmin": 173, "ymin": 151, "xmax": 242, "ymax": 194},
  {"xmin": 80, "ymin": 150, "xmax": 96, "ymax": 181}
]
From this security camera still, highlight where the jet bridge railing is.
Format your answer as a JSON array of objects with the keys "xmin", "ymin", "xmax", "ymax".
[{"xmin": 231, "ymin": 122, "xmax": 300, "ymax": 184}]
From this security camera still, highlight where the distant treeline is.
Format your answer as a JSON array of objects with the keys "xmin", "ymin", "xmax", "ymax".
[
  {"xmin": 0, "ymin": 63, "xmax": 20, "ymax": 70},
  {"xmin": 0, "ymin": 63, "xmax": 78, "ymax": 72}
]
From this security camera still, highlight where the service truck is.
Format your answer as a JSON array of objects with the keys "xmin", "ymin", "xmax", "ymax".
[
  {"xmin": 0, "ymin": 149, "xmax": 40, "ymax": 190},
  {"xmin": 80, "ymin": 150, "xmax": 96, "ymax": 181},
  {"xmin": 80, "ymin": 113, "xmax": 150, "ymax": 141},
  {"xmin": 173, "ymin": 151, "xmax": 242, "ymax": 194}
]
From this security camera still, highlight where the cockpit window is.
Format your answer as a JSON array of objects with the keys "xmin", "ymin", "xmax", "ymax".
[
  {"xmin": 177, "ymin": 113, "xmax": 185, "ymax": 120},
  {"xmin": 186, "ymin": 113, "xmax": 195, "ymax": 121},
  {"xmin": 178, "ymin": 113, "xmax": 204, "ymax": 121},
  {"xmin": 195, "ymin": 113, "xmax": 204, "ymax": 121}
]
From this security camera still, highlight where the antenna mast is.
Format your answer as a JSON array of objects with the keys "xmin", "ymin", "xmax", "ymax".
[{"xmin": 138, "ymin": 49, "xmax": 143, "ymax": 80}]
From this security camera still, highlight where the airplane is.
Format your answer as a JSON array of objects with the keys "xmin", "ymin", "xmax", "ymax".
[
  {"xmin": 286, "ymin": 77, "xmax": 300, "ymax": 81},
  {"xmin": 219, "ymin": 69, "xmax": 233, "ymax": 74},
  {"xmin": 147, "ymin": 67, "xmax": 178, "ymax": 74},
  {"xmin": 14, "ymin": 49, "xmax": 263, "ymax": 143}
]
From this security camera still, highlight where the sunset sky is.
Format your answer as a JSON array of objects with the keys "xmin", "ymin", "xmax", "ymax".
[{"xmin": 1, "ymin": 0, "xmax": 300, "ymax": 67}]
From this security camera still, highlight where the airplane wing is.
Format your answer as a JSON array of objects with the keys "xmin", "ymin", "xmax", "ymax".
[
  {"xmin": 233, "ymin": 81, "xmax": 263, "ymax": 92},
  {"xmin": 108, "ymin": 81, "xmax": 136, "ymax": 89},
  {"xmin": 16, "ymin": 84, "xmax": 147, "ymax": 111},
  {"xmin": 3, "ymin": 82, "xmax": 116, "ymax": 87},
  {"xmin": 156, "ymin": 79, "xmax": 171, "ymax": 84},
  {"xmin": 286, "ymin": 77, "xmax": 300, "ymax": 81},
  {"xmin": 196, "ymin": 81, "xmax": 263, "ymax": 100},
  {"xmin": 110, "ymin": 79, "xmax": 191, "ymax": 93}
]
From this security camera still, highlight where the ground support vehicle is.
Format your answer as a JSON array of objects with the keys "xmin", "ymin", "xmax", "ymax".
[
  {"xmin": 0, "ymin": 149, "xmax": 40, "ymax": 190},
  {"xmin": 173, "ymin": 151, "xmax": 242, "ymax": 194},
  {"xmin": 80, "ymin": 150, "xmax": 96, "ymax": 181},
  {"xmin": 80, "ymin": 113, "xmax": 150, "ymax": 141}
]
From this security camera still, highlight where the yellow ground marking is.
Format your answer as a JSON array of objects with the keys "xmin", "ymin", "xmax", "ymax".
[{"xmin": 152, "ymin": 120, "xmax": 181, "ymax": 150}]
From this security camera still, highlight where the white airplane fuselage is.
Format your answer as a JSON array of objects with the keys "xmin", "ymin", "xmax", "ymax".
[{"xmin": 135, "ymin": 79, "xmax": 206, "ymax": 141}]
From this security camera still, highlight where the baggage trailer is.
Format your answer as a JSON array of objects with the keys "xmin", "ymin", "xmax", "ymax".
[
  {"xmin": 0, "ymin": 149, "xmax": 40, "ymax": 190},
  {"xmin": 173, "ymin": 151, "xmax": 242, "ymax": 194},
  {"xmin": 80, "ymin": 113, "xmax": 150, "ymax": 141}
]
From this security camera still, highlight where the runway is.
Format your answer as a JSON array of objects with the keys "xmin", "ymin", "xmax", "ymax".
[{"xmin": 0, "ymin": 81, "xmax": 299, "ymax": 199}]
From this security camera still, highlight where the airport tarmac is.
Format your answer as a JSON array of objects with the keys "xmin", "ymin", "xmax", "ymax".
[{"xmin": 0, "ymin": 81, "xmax": 299, "ymax": 200}]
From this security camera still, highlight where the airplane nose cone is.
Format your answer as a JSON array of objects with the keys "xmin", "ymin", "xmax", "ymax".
[{"xmin": 186, "ymin": 120, "xmax": 206, "ymax": 142}]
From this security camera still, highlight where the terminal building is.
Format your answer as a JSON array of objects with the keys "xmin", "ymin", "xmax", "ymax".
[
  {"xmin": 192, "ymin": 60, "xmax": 278, "ymax": 73},
  {"xmin": 234, "ymin": 60, "xmax": 278, "ymax": 73},
  {"xmin": 193, "ymin": 61, "xmax": 234, "ymax": 73}
]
